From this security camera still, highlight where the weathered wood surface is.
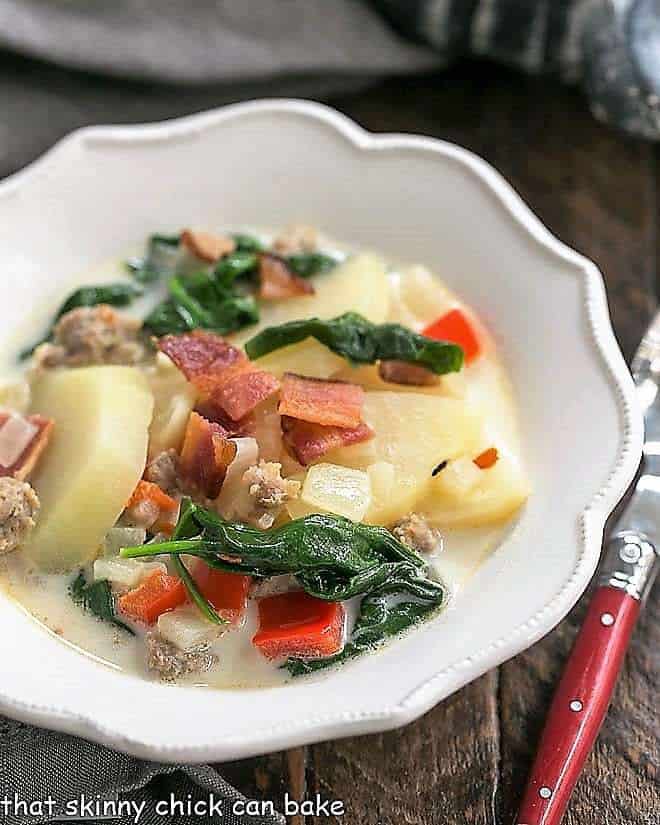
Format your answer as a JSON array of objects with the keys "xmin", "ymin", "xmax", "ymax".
[{"xmin": 225, "ymin": 63, "xmax": 659, "ymax": 824}]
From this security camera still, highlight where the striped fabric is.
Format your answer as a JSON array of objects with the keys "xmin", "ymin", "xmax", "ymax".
[{"xmin": 374, "ymin": 0, "xmax": 660, "ymax": 139}]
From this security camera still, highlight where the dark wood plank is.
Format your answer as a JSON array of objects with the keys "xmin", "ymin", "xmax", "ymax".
[
  {"xmin": 218, "ymin": 752, "xmax": 291, "ymax": 815},
  {"xmin": 286, "ymin": 747, "xmax": 307, "ymax": 825},
  {"xmin": 309, "ymin": 672, "xmax": 500, "ymax": 825}
]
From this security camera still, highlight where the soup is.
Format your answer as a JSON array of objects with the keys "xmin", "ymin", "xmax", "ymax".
[{"xmin": 0, "ymin": 225, "xmax": 530, "ymax": 687}]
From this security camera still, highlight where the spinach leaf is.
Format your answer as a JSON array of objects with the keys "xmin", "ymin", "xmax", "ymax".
[
  {"xmin": 232, "ymin": 233, "xmax": 264, "ymax": 253},
  {"xmin": 56, "ymin": 283, "xmax": 143, "ymax": 315},
  {"xmin": 69, "ymin": 570, "xmax": 134, "ymax": 635},
  {"xmin": 144, "ymin": 272, "xmax": 259, "ymax": 337},
  {"xmin": 142, "ymin": 298, "xmax": 194, "ymax": 337},
  {"xmin": 169, "ymin": 500, "xmax": 226, "ymax": 626},
  {"xmin": 126, "ymin": 233, "xmax": 181, "ymax": 284},
  {"xmin": 286, "ymin": 252, "xmax": 338, "ymax": 278},
  {"xmin": 123, "ymin": 504, "xmax": 425, "ymax": 580},
  {"xmin": 20, "ymin": 282, "xmax": 143, "ymax": 360},
  {"xmin": 213, "ymin": 251, "xmax": 259, "ymax": 288},
  {"xmin": 120, "ymin": 502, "xmax": 446, "ymax": 673},
  {"xmin": 244, "ymin": 311, "xmax": 464, "ymax": 375}
]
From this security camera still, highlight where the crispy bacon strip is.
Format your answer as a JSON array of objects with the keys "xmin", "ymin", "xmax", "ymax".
[
  {"xmin": 0, "ymin": 413, "xmax": 54, "ymax": 481},
  {"xmin": 159, "ymin": 331, "xmax": 279, "ymax": 421},
  {"xmin": 179, "ymin": 412, "xmax": 237, "ymax": 498},
  {"xmin": 159, "ymin": 331, "xmax": 242, "ymax": 379},
  {"xmin": 378, "ymin": 359, "xmax": 438, "ymax": 386},
  {"xmin": 282, "ymin": 416, "xmax": 373, "ymax": 466},
  {"xmin": 181, "ymin": 229, "xmax": 235, "ymax": 262},
  {"xmin": 279, "ymin": 373, "xmax": 364, "ymax": 429},
  {"xmin": 258, "ymin": 253, "xmax": 314, "ymax": 300},
  {"xmin": 193, "ymin": 400, "xmax": 256, "ymax": 437},
  {"xmin": 218, "ymin": 368, "xmax": 281, "ymax": 421}
]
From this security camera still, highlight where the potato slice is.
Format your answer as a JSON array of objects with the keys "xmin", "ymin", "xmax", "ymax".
[
  {"xmin": 397, "ymin": 265, "xmax": 454, "ymax": 325},
  {"xmin": 420, "ymin": 453, "xmax": 530, "ymax": 527},
  {"xmin": 364, "ymin": 461, "xmax": 416, "ymax": 526},
  {"xmin": 24, "ymin": 367, "xmax": 154, "ymax": 571},
  {"xmin": 332, "ymin": 363, "xmax": 468, "ymax": 399},
  {"xmin": 252, "ymin": 339, "xmax": 345, "ymax": 380},
  {"xmin": 230, "ymin": 253, "xmax": 390, "ymax": 348},
  {"xmin": 326, "ymin": 392, "xmax": 481, "ymax": 524}
]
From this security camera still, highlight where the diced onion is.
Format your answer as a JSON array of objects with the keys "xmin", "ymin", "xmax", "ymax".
[
  {"xmin": 301, "ymin": 463, "xmax": 371, "ymax": 522},
  {"xmin": 93, "ymin": 557, "xmax": 166, "ymax": 590},
  {"xmin": 157, "ymin": 605, "xmax": 223, "ymax": 651},
  {"xmin": 214, "ymin": 437, "xmax": 259, "ymax": 520},
  {"xmin": 102, "ymin": 526, "xmax": 147, "ymax": 557},
  {"xmin": 0, "ymin": 413, "xmax": 37, "ymax": 468}
]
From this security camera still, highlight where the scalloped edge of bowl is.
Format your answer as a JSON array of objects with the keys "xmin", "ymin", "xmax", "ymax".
[{"xmin": 0, "ymin": 100, "xmax": 643, "ymax": 762}]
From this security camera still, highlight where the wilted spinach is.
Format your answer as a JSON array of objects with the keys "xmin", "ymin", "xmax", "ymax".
[
  {"xmin": 232, "ymin": 233, "xmax": 264, "ymax": 253},
  {"xmin": 121, "ymin": 502, "xmax": 446, "ymax": 674},
  {"xmin": 144, "ymin": 272, "xmax": 258, "ymax": 337},
  {"xmin": 126, "ymin": 233, "xmax": 181, "ymax": 284},
  {"xmin": 213, "ymin": 251, "xmax": 259, "ymax": 288},
  {"xmin": 69, "ymin": 570, "xmax": 134, "ymax": 635},
  {"xmin": 168, "ymin": 501, "xmax": 226, "ymax": 626},
  {"xmin": 286, "ymin": 252, "xmax": 338, "ymax": 278},
  {"xmin": 245, "ymin": 311, "xmax": 464, "ymax": 375}
]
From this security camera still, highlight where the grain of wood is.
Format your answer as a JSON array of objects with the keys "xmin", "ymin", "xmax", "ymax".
[
  {"xmin": 286, "ymin": 747, "xmax": 307, "ymax": 825},
  {"xmin": 218, "ymin": 752, "xmax": 289, "ymax": 814},
  {"xmin": 308, "ymin": 672, "xmax": 500, "ymax": 824}
]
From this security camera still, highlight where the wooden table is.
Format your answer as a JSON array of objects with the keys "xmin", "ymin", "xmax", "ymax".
[{"xmin": 222, "ymin": 63, "xmax": 659, "ymax": 825}]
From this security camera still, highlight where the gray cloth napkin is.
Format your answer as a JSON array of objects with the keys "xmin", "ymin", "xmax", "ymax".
[
  {"xmin": 1, "ymin": 716, "xmax": 284, "ymax": 825},
  {"xmin": 1, "ymin": 0, "xmax": 659, "ymax": 144}
]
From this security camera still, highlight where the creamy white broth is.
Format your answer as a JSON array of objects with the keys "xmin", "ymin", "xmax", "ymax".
[
  {"xmin": 0, "ymin": 554, "xmax": 287, "ymax": 688},
  {"xmin": 0, "ymin": 231, "xmax": 528, "ymax": 687}
]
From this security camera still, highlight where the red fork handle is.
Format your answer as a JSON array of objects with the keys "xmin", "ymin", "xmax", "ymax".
[{"xmin": 516, "ymin": 586, "xmax": 640, "ymax": 825}]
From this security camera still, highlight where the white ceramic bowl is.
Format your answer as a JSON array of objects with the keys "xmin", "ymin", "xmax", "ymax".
[{"xmin": 0, "ymin": 101, "xmax": 642, "ymax": 762}]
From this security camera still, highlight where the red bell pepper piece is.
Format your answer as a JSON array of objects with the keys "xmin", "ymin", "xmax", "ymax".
[
  {"xmin": 192, "ymin": 562, "xmax": 252, "ymax": 624},
  {"xmin": 117, "ymin": 569, "xmax": 187, "ymax": 625},
  {"xmin": 423, "ymin": 308, "xmax": 481, "ymax": 363},
  {"xmin": 474, "ymin": 447, "xmax": 499, "ymax": 469},
  {"xmin": 253, "ymin": 591, "xmax": 345, "ymax": 660}
]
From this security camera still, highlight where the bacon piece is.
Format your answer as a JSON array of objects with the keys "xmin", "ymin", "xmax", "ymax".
[
  {"xmin": 179, "ymin": 412, "xmax": 237, "ymax": 499},
  {"xmin": 0, "ymin": 413, "xmax": 54, "ymax": 481},
  {"xmin": 258, "ymin": 253, "xmax": 314, "ymax": 300},
  {"xmin": 193, "ymin": 400, "xmax": 256, "ymax": 437},
  {"xmin": 118, "ymin": 569, "xmax": 187, "ymax": 625},
  {"xmin": 279, "ymin": 373, "xmax": 364, "ymax": 429},
  {"xmin": 181, "ymin": 229, "xmax": 236, "ymax": 263},
  {"xmin": 159, "ymin": 332, "xmax": 279, "ymax": 421},
  {"xmin": 282, "ymin": 416, "xmax": 373, "ymax": 466},
  {"xmin": 159, "ymin": 331, "xmax": 242, "ymax": 380},
  {"xmin": 217, "ymin": 368, "xmax": 281, "ymax": 421},
  {"xmin": 378, "ymin": 359, "xmax": 438, "ymax": 386}
]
